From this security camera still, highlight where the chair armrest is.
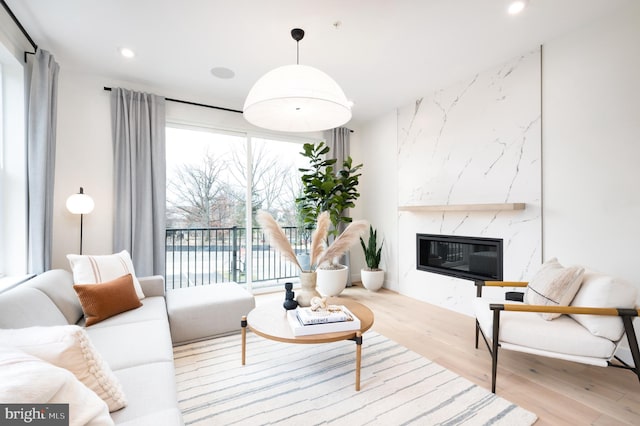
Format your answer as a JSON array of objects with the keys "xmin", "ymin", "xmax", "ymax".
[
  {"xmin": 475, "ymin": 280, "xmax": 528, "ymax": 297},
  {"xmin": 490, "ymin": 303, "xmax": 640, "ymax": 317},
  {"xmin": 484, "ymin": 281, "xmax": 528, "ymax": 287},
  {"xmin": 138, "ymin": 275, "xmax": 166, "ymax": 297}
]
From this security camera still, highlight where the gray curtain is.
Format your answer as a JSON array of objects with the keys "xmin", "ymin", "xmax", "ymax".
[
  {"xmin": 324, "ymin": 127, "xmax": 353, "ymax": 285},
  {"xmin": 27, "ymin": 49, "xmax": 59, "ymax": 274},
  {"xmin": 111, "ymin": 88, "xmax": 166, "ymax": 277}
]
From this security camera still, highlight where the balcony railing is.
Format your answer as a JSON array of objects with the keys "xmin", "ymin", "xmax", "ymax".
[{"xmin": 165, "ymin": 226, "xmax": 308, "ymax": 290}]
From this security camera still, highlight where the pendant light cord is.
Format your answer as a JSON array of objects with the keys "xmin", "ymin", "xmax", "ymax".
[{"xmin": 291, "ymin": 28, "xmax": 305, "ymax": 65}]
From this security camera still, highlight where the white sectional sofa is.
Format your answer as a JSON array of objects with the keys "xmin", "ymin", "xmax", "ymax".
[{"xmin": 0, "ymin": 269, "xmax": 183, "ymax": 425}]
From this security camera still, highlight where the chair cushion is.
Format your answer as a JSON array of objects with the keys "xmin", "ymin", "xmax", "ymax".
[
  {"xmin": 67, "ymin": 250, "xmax": 145, "ymax": 299},
  {"xmin": 570, "ymin": 270, "xmax": 638, "ymax": 341},
  {"xmin": 473, "ymin": 298, "xmax": 617, "ymax": 359},
  {"xmin": 74, "ymin": 274, "xmax": 142, "ymax": 326},
  {"xmin": 524, "ymin": 258, "xmax": 585, "ymax": 320}
]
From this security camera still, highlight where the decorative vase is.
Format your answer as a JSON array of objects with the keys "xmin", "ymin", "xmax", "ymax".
[
  {"xmin": 361, "ymin": 269, "xmax": 384, "ymax": 291},
  {"xmin": 296, "ymin": 271, "xmax": 321, "ymax": 307},
  {"xmin": 316, "ymin": 264, "xmax": 349, "ymax": 296}
]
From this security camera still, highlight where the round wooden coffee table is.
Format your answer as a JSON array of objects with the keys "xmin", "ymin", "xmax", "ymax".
[{"xmin": 241, "ymin": 298, "xmax": 374, "ymax": 391}]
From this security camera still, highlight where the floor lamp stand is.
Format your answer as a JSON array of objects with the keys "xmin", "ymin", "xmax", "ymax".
[
  {"xmin": 79, "ymin": 213, "xmax": 84, "ymax": 255},
  {"xmin": 66, "ymin": 187, "xmax": 94, "ymax": 256}
]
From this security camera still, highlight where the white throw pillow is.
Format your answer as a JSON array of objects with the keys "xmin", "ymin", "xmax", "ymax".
[
  {"xmin": 0, "ymin": 345, "xmax": 114, "ymax": 426},
  {"xmin": 67, "ymin": 250, "xmax": 145, "ymax": 300},
  {"xmin": 570, "ymin": 270, "xmax": 638, "ymax": 341},
  {"xmin": 524, "ymin": 258, "xmax": 585, "ymax": 320},
  {"xmin": 0, "ymin": 325, "xmax": 127, "ymax": 412}
]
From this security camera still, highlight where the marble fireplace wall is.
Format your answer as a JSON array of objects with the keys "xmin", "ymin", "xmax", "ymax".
[{"xmin": 397, "ymin": 49, "xmax": 542, "ymax": 316}]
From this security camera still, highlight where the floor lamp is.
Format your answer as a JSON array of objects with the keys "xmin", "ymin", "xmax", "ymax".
[{"xmin": 66, "ymin": 187, "xmax": 95, "ymax": 255}]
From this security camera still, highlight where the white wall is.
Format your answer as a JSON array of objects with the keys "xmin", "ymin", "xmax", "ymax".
[
  {"xmin": 542, "ymin": 3, "xmax": 640, "ymax": 286},
  {"xmin": 350, "ymin": 112, "xmax": 399, "ymax": 291},
  {"xmin": 542, "ymin": 3, "xmax": 640, "ymax": 358}
]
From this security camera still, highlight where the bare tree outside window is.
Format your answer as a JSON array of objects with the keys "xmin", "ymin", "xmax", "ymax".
[{"xmin": 167, "ymin": 149, "xmax": 229, "ymax": 228}]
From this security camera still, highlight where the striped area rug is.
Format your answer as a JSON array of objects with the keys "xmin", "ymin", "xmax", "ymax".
[{"xmin": 173, "ymin": 331, "xmax": 537, "ymax": 425}]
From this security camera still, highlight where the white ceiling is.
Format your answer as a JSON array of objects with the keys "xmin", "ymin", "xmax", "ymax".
[{"xmin": 7, "ymin": 0, "xmax": 631, "ymax": 127}]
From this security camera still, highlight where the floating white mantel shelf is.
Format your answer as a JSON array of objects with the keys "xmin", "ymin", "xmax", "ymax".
[{"xmin": 398, "ymin": 203, "xmax": 526, "ymax": 212}]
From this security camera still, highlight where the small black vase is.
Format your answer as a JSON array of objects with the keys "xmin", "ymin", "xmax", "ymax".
[{"xmin": 283, "ymin": 282, "xmax": 298, "ymax": 310}]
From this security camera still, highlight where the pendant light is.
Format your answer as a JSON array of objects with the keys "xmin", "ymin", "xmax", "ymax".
[{"xmin": 243, "ymin": 28, "xmax": 352, "ymax": 133}]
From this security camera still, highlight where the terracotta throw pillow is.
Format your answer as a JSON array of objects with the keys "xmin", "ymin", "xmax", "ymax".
[
  {"xmin": 74, "ymin": 274, "xmax": 142, "ymax": 326},
  {"xmin": 524, "ymin": 258, "xmax": 585, "ymax": 320}
]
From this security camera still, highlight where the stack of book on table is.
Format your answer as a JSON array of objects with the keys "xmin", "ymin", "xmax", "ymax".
[{"xmin": 287, "ymin": 305, "xmax": 361, "ymax": 336}]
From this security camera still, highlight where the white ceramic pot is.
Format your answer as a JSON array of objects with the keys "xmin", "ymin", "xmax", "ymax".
[
  {"xmin": 361, "ymin": 269, "xmax": 384, "ymax": 291},
  {"xmin": 316, "ymin": 265, "xmax": 349, "ymax": 296}
]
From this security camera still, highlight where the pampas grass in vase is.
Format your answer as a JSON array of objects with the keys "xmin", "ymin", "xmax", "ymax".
[{"xmin": 256, "ymin": 210, "xmax": 367, "ymax": 306}]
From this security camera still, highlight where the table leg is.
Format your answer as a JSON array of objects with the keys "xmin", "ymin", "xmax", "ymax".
[
  {"xmin": 355, "ymin": 331, "xmax": 362, "ymax": 391},
  {"xmin": 241, "ymin": 315, "xmax": 247, "ymax": 365}
]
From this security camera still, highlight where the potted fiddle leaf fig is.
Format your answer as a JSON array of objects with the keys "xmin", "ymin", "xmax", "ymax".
[
  {"xmin": 360, "ymin": 225, "xmax": 384, "ymax": 291},
  {"xmin": 296, "ymin": 141, "xmax": 363, "ymax": 296}
]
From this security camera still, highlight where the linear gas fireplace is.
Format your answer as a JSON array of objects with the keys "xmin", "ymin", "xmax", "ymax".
[{"xmin": 416, "ymin": 233, "xmax": 503, "ymax": 282}]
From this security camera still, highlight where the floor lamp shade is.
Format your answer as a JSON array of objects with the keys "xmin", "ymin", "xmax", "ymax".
[
  {"xmin": 66, "ymin": 187, "xmax": 94, "ymax": 255},
  {"xmin": 244, "ymin": 64, "xmax": 352, "ymax": 133},
  {"xmin": 66, "ymin": 188, "xmax": 95, "ymax": 215}
]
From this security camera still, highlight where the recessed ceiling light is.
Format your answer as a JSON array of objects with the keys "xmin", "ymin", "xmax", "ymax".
[
  {"xmin": 210, "ymin": 67, "xmax": 235, "ymax": 79},
  {"xmin": 119, "ymin": 47, "xmax": 135, "ymax": 58},
  {"xmin": 507, "ymin": 0, "xmax": 527, "ymax": 15}
]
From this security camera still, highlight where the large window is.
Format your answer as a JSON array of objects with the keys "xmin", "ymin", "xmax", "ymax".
[
  {"xmin": 0, "ymin": 42, "xmax": 28, "ymax": 286},
  {"xmin": 165, "ymin": 125, "xmax": 313, "ymax": 292}
]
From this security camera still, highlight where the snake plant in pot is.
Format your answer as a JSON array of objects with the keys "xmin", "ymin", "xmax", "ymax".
[{"xmin": 360, "ymin": 225, "xmax": 384, "ymax": 291}]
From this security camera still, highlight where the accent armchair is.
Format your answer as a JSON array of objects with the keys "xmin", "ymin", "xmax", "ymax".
[{"xmin": 473, "ymin": 264, "xmax": 640, "ymax": 393}]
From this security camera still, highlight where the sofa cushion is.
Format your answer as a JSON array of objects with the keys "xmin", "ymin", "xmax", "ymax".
[
  {"xmin": 67, "ymin": 250, "xmax": 145, "ymax": 299},
  {"xmin": 85, "ymin": 320, "xmax": 174, "ymax": 371},
  {"xmin": 0, "ymin": 287, "xmax": 69, "ymax": 328},
  {"xmin": 74, "ymin": 274, "xmax": 142, "ymax": 326},
  {"xmin": 166, "ymin": 283, "xmax": 256, "ymax": 344},
  {"xmin": 0, "ymin": 346, "xmax": 114, "ymax": 426},
  {"xmin": 473, "ymin": 298, "xmax": 617, "ymax": 359},
  {"xmin": 524, "ymin": 258, "xmax": 585, "ymax": 320},
  {"xmin": 570, "ymin": 270, "xmax": 638, "ymax": 341},
  {"xmin": 110, "ymin": 362, "xmax": 180, "ymax": 425},
  {"xmin": 24, "ymin": 269, "xmax": 84, "ymax": 324},
  {"xmin": 0, "ymin": 325, "xmax": 127, "ymax": 412}
]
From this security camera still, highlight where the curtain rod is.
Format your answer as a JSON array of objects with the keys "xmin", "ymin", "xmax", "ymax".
[
  {"xmin": 103, "ymin": 86, "xmax": 354, "ymax": 133},
  {"xmin": 103, "ymin": 86, "xmax": 243, "ymax": 114},
  {"xmin": 0, "ymin": 0, "xmax": 38, "ymax": 62}
]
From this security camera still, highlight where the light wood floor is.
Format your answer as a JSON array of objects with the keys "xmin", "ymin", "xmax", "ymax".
[{"xmin": 256, "ymin": 285, "xmax": 640, "ymax": 425}]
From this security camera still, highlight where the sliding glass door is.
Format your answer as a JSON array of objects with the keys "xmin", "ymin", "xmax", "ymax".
[{"xmin": 165, "ymin": 125, "xmax": 311, "ymax": 292}]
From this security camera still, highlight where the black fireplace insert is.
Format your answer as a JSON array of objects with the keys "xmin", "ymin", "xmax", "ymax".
[{"xmin": 416, "ymin": 233, "xmax": 503, "ymax": 282}]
